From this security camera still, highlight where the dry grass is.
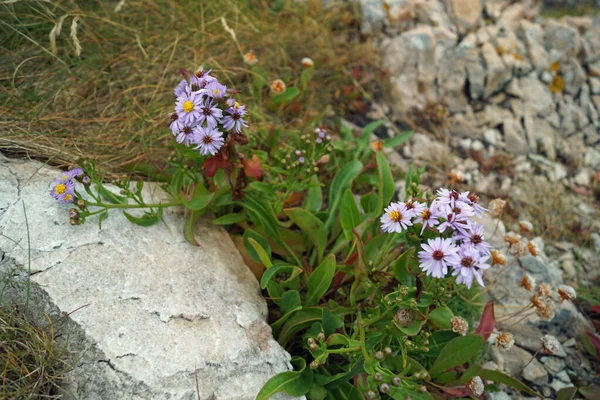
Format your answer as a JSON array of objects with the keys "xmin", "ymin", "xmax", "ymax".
[
  {"xmin": 0, "ymin": 307, "xmax": 70, "ymax": 399},
  {"xmin": 0, "ymin": 0, "xmax": 381, "ymax": 176}
]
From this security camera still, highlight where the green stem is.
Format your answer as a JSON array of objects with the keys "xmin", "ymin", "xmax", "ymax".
[
  {"xmin": 326, "ymin": 346, "xmax": 362, "ymax": 354},
  {"xmin": 363, "ymin": 308, "xmax": 393, "ymax": 328},
  {"xmin": 86, "ymin": 201, "xmax": 182, "ymax": 209}
]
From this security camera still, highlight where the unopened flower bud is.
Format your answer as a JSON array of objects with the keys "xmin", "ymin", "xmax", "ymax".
[
  {"xmin": 317, "ymin": 332, "xmax": 325, "ymax": 342},
  {"xmin": 309, "ymin": 343, "xmax": 319, "ymax": 351},
  {"xmin": 374, "ymin": 351, "xmax": 384, "ymax": 361},
  {"xmin": 309, "ymin": 359, "xmax": 320, "ymax": 369},
  {"xmin": 69, "ymin": 208, "xmax": 80, "ymax": 219},
  {"xmin": 519, "ymin": 274, "xmax": 535, "ymax": 291},
  {"xmin": 450, "ymin": 316, "xmax": 469, "ymax": 336},
  {"xmin": 384, "ymin": 346, "xmax": 392, "ymax": 356},
  {"xmin": 77, "ymin": 199, "xmax": 86, "ymax": 210},
  {"xmin": 270, "ymin": 79, "xmax": 286, "ymax": 94},
  {"xmin": 82, "ymin": 175, "xmax": 91, "ymax": 185},
  {"xmin": 391, "ymin": 376, "xmax": 401, "ymax": 387},
  {"xmin": 519, "ymin": 220, "xmax": 533, "ymax": 233},
  {"xmin": 490, "ymin": 249, "xmax": 506, "ymax": 266},
  {"xmin": 243, "ymin": 51, "xmax": 258, "ymax": 66},
  {"xmin": 418, "ymin": 385, "xmax": 427, "ymax": 393},
  {"xmin": 366, "ymin": 390, "xmax": 377, "ymax": 399},
  {"xmin": 379, "ymin": 383, "xmax": 390, "ymax": 394},
  {"xmin": 373, "ymin": 372, "xmax": 383, "ymax": 382}
]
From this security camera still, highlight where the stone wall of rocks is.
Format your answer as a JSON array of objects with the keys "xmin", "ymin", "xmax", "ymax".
[{"xmin": 363, "ymin": 0, "xmax": 599, "ymax": 185}]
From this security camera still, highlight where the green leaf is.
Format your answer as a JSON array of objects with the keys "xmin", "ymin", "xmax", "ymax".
[
  {"xmin": 376, "ymin": 152, "xmax": 394, "ymax": 213},
  {"xmin": 183, "ymin": 209, "xmax": 205, "ymax": 246},
  {"xmin": 340, "ymin": 189, "xmax": 361, "ymax": 241},
  {"xmin": 212, "ymin": 212, "xmax": 247, "ymax": 225},
  {"xmin": 122, "ymin": 208, "xmax": 163, "ymax": 227},
  {"xmin": 327, "ymin": 382, "xmax": 364, "ymax": 400},
  {"xmin": 260, "ymin": 264, "xmax": 303, "ymax": 289},
  {"xmin": 383, "ymin": 131, "xmax": 414, "ymax": 148},
  {"xmin": 284, "ymin": 208, "xmax": 327, "ymax": 262},
  {"xmin": 241, "ymin": 195, "xmax": 282, "ymax": 244},
  {"xmin": 428, "ymin": 306, "xmax": 454, "ymax": 330},
  {"xmin": 477, "ymin": 368, "xmax": 543, "ymax": 398},
  {"xmin": 280, "ymin": 290, "xmax": 301, "ymax": 314},
  {"xmin": 429, "ymin": 334, "xmax": 484, "ymax": 378},
  {"xmin": 305, "ymin": 255, "xmax": 336, "ymax": 306},
  {"xmin": 395, "ymin": 318, "xmax": 425, "ymax": 336},
  {"xmin": 325, "ymin": 160, "xmax": 363, "ymax": 232},
  {"xmin": 256, "ymin": 357, "xmax": 313, "ymax": 400},
  {"xmin": 278, "ymin": 307, "xmax": 322, "ymax": 346},
  {"xmin": 308, "ymin": 385, "xmax": 327, "ymax": 400},
  {"xmin": 340, "ymin": 123, "xmax": 354, "ymax": 141},
  {"xmin": 579, "ymin": 385, "xmax": 600, "ymax": 399},
  {"xmin": 393, "ymin": 248, "xmax": 416, "ymax": 286},
  {"xmin": 358, "ymin": 120, "xmax": 385, "ymax": 154},
  {"xmin": 98, "ymin": 211, "xmax": 108, "ymax": 229},
  {"xmin": 97, "ymin": 185, "xmax": 127, "ymax": 204},
  {"xmin": 322, "ymin": 308, "xmax": 338, "ymax": 337},
  {"xmin": 272, "ymin": 87, "xmax": 300, "ymax": 105},
  {"xmin": 243, "ymin": 229, "xmax": 272, "ymax": 264},
  {"xmin": 557, "ymin": 387, "xmax": 577, "ymax": 400},
  {"xmin": 318, "ymin": 359, "xmax": 364, "ymax": 389},
  {"xmin": 303, "ymin": 176, "xmax": 322, "ymax": 213},
  {"xmin": 180, "ymin": 185, "xmax": 214, "ymax": 211},
  {"xmin": 248, "ymin": 238, "xmax": 273, "ymax": 268}
]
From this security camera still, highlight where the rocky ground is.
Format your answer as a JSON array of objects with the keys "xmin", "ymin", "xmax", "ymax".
[{"xmin": 355, "ymin": 0, "xmax": 600, "ymax": 398}]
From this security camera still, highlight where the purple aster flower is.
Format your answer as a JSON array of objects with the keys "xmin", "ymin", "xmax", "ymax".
[
  {"xmin": 380, "ymin": 202, "xmax": 414, "ymax": 233},
  {"xmin": 175, "ymin": 91, "xmax": 203, "ymax": 125},
  {"xmin": 459, "ymin": 191, "xmax": 488, "ymax": 218},
  {"xmin": 452, "ymin": 244, "xmax": 491, "ymax": 288},
  {"xmin": 222, "ymin": 109, "xmax": 248, "ymax": 133},
  {"xmin": 51, "ymin": 179, "xmax": 76, "ymax": 203},
  {"xmin": 414, "ymin": 206, "xmax": 439, "ymax": 235},
  {"xmin": 198, "ymin": 98, "xmax": 223, "ymax": 128},
  {"xmin": 435, "ymin": 188, "xmax": 460, "ymax": 207},
  {"xmin": 298, "ymin": 156, "xmax": 306, "ymax": 164},
  {"xmin": 455, "ymin": 222, "xmax": 492, "ymax": 255},
  {"xmin": 169, "ymin": 113, "xmax": 184, "ymax": 135},
  {"xmin": 205, "ymin": 80, "xmax": 227, "ymax": 100},
  {"xmin": 436, "ymin": 202, "xmax": 475, "ymax": 235},
  {"xmin": 174, "ymin": 79, "xmax": 190, "ymax": 97},
  {"xmin": 192, "ymin": 126, "xmax": 225, "ymax": 156},
  {"xmin": 404, "ymin": 200, "xmax": 426, "ymax": 219},
  {"xmin": 189, "ymin": 74, "xmax": 212, "ymax": 93},
  {"xmin": 173, "ymin": 125, "xmax": 195, "ymax": 147},
  {"xmin": 55, "ymin": 168, "xmax": 83, "ymax": 184},
  {"xmin": 418, "ymin": 238, "xmax": 460, "ymax": 278},
  {"xmin": 316, "ymin": 137, "xmax": 323, "ymax": 144}
]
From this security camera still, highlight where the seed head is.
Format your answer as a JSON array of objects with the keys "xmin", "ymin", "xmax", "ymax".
[
  {"xmin": 520, "ymin": 274, "xmax": 536, "ymax": 291},
  {"xmin": 450, "ymin": 316, "xmax": 469, "ymax": 336},
  {"xmin": 270, "ymin": 79, "xmax": 286, "ymax": 94},
  {"xmin": 557, "ymin": 285, "xmax": 576, "ymax": 303},
  {"xmin": 301, "ymin": 57, "xmax": 314, "ymax": 68},
  {"xmin": 495, "ymin": 332, "xmax": 515, "ymax": 351},
  {"xmin": 541, "ymin": 334, "xmax": 561, "ymax": 355},
  {"xmin": 519, "ymin": 220, "xmax": 534, "ymax": 233},
  {"xmin": 504, "ymin": 232, "xmax": 521, "ymax": 246},
  {"xmin": 490, "ymin": 249, "xmax": 507, "ymax": 266},
  {"xmin": 243, "ymin": 51, "xmax": 258, "ymax": 66},
  {"xmin": 466, "ymin": 376, "xmax": 484, "ymax": 397},
  {"xmin": 488, "ymin": 198, "xmax": 506, "ymax": 217},
  {"xmin": 536, "ymin": 283, "xmax": 552, "ymax": 297},
  {"xmin": 527, "ymin": 241, "xmax": 539, "ymax": 256}
]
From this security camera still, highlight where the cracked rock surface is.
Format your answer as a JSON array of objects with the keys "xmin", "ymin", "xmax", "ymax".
[{"xmin": 0, "ymin": 156, "xmax": 296, "ymax": 400}]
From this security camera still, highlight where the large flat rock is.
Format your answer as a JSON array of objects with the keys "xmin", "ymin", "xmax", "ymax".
[{"xmin": 0, "ymin": 156, "xmax": 295, "ymax": 400}]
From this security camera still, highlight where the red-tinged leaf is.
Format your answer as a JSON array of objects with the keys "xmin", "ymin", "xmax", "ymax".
[
  {"xmin": 476, "ymin": 301, "xmax": 495, "ymax": 340},
  {"xmin": 439, "ymin": 387, "xmax": 472, "ymax": 398},
  {"xmin": 590, "ymin": 305, "xmax": 600, "ymax": 315},
  {"xmin": 585, "ymin": 331, "xmax": 600, "ymax": 354},
  {"xmin": 243, "ymin": 154, "xmax": 262, "ymax": 178},
  {"xmin": 204, "ymin": 156, "xmax": 230, "ymax": 177},
  {"xmin": 332, "ymin": 271, "xmax": 346, "ymax": 293}
]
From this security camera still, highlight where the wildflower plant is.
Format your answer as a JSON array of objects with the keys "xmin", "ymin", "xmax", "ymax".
[{"xmin": 46, "ymin": 66, "xmax": 555, "ymax": 400}]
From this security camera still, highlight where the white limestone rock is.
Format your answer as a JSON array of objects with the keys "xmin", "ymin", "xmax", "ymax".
[{"xmin": 0, "ymin": 156, "xmax": 298, "ymax": 400}]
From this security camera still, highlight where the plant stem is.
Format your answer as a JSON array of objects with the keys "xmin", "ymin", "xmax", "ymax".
[{"xmin": 86, "ymin": 201, "xmax": 182, "ymax": 209}]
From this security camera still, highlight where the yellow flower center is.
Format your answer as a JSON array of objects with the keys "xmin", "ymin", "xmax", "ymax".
[
  {"xmin": 234, "ymin": 101, "xmax": 240, "ymax": 109},
  {"xmin": 183, "ymin": 100, "xmax": 194, "ymax": 113},
  {"xmin": 61, "ymin": 175, "xmax": 69, "ymax": 182},
  {"xmin": 389, "ymin": 210, "xmax": 402, "ymax": 222},
  {"xmin": 55, "ymin": 183, "xmax": 67, "ymax": 194},
  {"xmin": 64, "ymin": 194, "xmax": 72, "ymax": 201},
  {"xmin": 212, "ymin": 89, "xmax": 221, "ymax": 96}
]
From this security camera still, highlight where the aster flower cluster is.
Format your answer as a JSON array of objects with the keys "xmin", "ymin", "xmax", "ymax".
[
  {"xmin": 50, "ymin": 168, "xmax": 84, "ymax": 204},
  {"xmin": 380, "ymin": 189, "xmax": 493, "ymax": 289},
  {"xmin": 169, "ymin": 68, "xmax": 248, "ymax": 156}
]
